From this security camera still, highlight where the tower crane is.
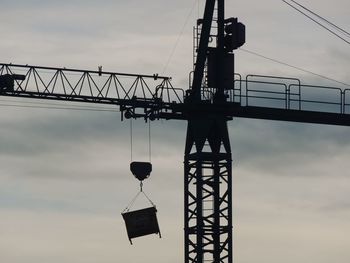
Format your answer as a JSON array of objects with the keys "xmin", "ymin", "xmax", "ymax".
[{"xmin": 1, "ymin": 0, "xmax": 350, "ymax": 262}]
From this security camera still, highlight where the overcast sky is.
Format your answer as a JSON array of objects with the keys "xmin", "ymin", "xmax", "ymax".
[{"xmin": 0, "ymin": 1, "xmax": 350, "ymax": 263}]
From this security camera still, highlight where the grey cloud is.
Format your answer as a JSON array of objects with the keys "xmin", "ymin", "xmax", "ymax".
[
  {"xmin": 0, "ymin": 1, "xmax": 350, "ymax": 262},
  {"xmin": 0, "ymin": 110, "xmax": 124, "ymax": 156},
  {"xmin": 230, "ymin": 118, "xmax": 350, "ymax": 171}
]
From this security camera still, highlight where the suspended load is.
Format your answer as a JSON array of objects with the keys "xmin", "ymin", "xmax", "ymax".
[
  {"xmin": 122, "ymin": 206, "xmax": 161, "ymax": 244},
  {"xmin": 122, "ymin": 161, "xmax": 161, "ymax": 244}
]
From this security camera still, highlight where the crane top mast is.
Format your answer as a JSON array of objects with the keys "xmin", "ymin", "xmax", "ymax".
[{"xmin": 190, "ymin": 0, "xmax": 245, "ymax": 104}]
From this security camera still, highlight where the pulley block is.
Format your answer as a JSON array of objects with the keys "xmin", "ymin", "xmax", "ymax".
[{"xmin": 130, "ymin": 161, "xmax": 152, "ymax": 181}]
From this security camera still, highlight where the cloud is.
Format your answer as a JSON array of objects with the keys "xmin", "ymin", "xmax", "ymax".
[
  {"xmin": 0, "ymin": 0, "xmax": 350, "ymax": 262},
  {"xmin": 0, "ymin": 208, "xmax": 183, "ymax": 263}
]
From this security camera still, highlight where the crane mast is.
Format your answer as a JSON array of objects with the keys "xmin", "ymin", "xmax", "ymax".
[
  {"xmin": 186, "ymin": 0, "xmax": 234, "ymax": 262},
  {"xmin": 1, "ymin": 0, "xmax": 350, "ymax": 262}
]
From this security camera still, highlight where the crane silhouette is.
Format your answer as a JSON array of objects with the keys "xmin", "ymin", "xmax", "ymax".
[{"xmin": 1, "ymin": 0, "xmax": 349, "ymax": 262}]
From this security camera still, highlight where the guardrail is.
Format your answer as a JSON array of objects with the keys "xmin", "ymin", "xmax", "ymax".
[{"xmin": 229, "ymin": 74, "xmax": 349, "ymax": 114}]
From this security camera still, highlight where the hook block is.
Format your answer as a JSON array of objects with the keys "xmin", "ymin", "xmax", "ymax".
[{"xmin": 130, "ymin": 161, "xmax": 152, "ymax": 181}]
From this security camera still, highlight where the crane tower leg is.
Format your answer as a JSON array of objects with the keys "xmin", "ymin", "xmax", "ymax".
[{"xmin": 184, "ymin": 115, "xmax": 233, "ymax": 263}]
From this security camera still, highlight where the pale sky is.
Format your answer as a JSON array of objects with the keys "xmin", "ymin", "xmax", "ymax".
[{"xmin": 0, "ymin": 1, "xmax": 350, "ymax": 263}]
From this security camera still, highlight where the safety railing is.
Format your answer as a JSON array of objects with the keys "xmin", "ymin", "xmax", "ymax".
[
  {"xmin": 343, "ymin": 89, "xmax": 350, "ymax": 114},
  {"xmin": 228, "ymin": 74, "xmax": 349, "ymax": 115}
]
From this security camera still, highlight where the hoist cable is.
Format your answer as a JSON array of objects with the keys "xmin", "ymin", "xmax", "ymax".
[
  {"xmin": 148, "ymin": 121, "xmax": 152, "ymax": 162},
  {"xmin": 287, "ymin": 0, "xmax": 350, "ymax": 37},
  {"xmin": 282, "ymin": 0, "xmax": 350, "ymax": 45},
  {"xmin": 141, "ymin": 188, "xmax": 156, "ymax": 208},
  {"xmin": 122, "ymin": 181, "xmax": 156, "ymax": 213},
  {"xmin": 161, "ymin": 0, "xmax": 199, "ymax": 75},
  {"xmin": 130, "ymin": 118, "xmax": 133, "ymax": 162},
  {"xmin": 122, "ymin": 190, "xmax": 142, "ymax": 213},
  {"xmin": 239, "ymin": 48, "xmax": 350, "ymax": 87},
  {"xmin": 0, "ymin": 102, "xmax": 119, "ymax": 112},
  {"xmin": 0, "ymin": 98, "xmax": 118, "ymax": 110}
]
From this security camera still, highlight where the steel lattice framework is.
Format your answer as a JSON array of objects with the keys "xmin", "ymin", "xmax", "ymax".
[
  {"xmin": 2, "ymin": 63, "xmax": 350, "ymax": 125},
  {"xmin": 185, "ymin": 116, "xmax": 232, "ymax": 262}
]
